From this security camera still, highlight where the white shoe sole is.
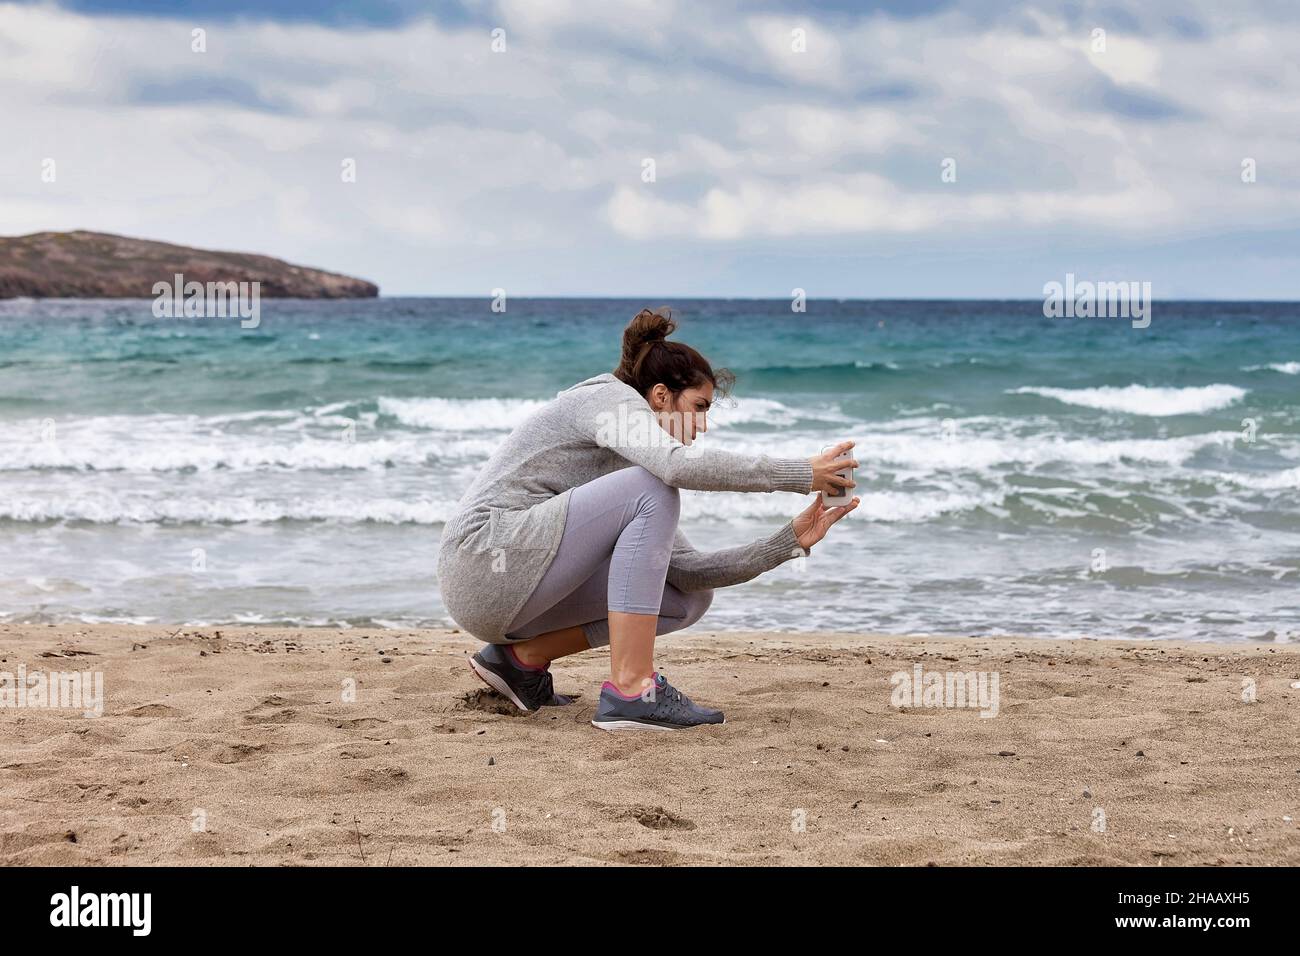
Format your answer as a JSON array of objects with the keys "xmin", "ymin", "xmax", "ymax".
[
  {"xmin": 591, "ymin": 717, "xmax": 724, "ymax": 732},
  {"xmin": 468, "ymin": 657, "xmax": 535, "ymax": 712}
]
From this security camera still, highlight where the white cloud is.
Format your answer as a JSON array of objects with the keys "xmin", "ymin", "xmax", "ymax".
[
  {"xmin": 1083, "ymin": 35, "xmax": 1163, "ymax": 87},
  {"xmin": 736, "ymin": 104, "xmax": 925, "ymax": 159},
  {"xmin": 603, "ymin": 174, "xmax": 1187, "ymax": 240},
  {"xmin": 745, "ymin": 15, "xmax": 846, "ymax": 89}
]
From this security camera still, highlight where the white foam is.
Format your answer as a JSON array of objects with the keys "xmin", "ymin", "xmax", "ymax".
[
  {"xmin": 1008, "ymin": 384, "xmax": 1246, "ymax": 416},
  {"xmin": 0, "ymin": 436, "xmax": 435, "ymax": 472},
  {"xmin": 379, "ymin": 393, "xmax": 850, "ymax": 430},
  {"xmin": 708, "ymin": 396, "xmax": 852, "ymax": 426},
  {"xmin": 0, "ymin": 495, "xmax": 456, "ymax": 525},
  {"xmin": 1212, "ymin": 467, "xmax": 1300, "ymax": 491},
  {"xmin": 1243, "ymin": 362, "xmax": 1300, "ymax": 375},
  {"xmin": 0, "ymin": 411, "xmax": 500, "ymax": 471},
  {"xmin": 850, "ymin": 489, "xmax": 1004, "ymax": 522},
  {"xmin": 378, "ymin": 396, "xmax": 547, "ymax": 430},
  {"xmin": 710, "ymin": 430, "xmax": 1243, "ymax": 470},
  {"xmin": 680, "ymin": 487, "xmax": 1002, "ymax": 523},
  {"xmin": 71, "ymin": 614, "xmax": 160, "ymax": 626}
]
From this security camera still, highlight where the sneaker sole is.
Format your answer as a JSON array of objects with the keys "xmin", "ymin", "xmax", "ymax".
[
  {"xmin": 468, "ymin": 657, "xmax": 535, "ymax": 713},
  {"xmin": 591, "ymin": 717, "xmax": 725, "ymax": 732}
]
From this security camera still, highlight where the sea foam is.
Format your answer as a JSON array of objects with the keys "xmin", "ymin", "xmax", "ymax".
[
  {"xmin": 1243, "ymin": 361, "xmax": 1300, "ymax": 375},
  {"xmin": 1007, "ymin": 384, "xmax": 1246, "ymax": 416}
]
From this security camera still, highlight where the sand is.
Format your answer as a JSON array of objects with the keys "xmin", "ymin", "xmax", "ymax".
[{"xmin": 1, "ymin": 623, "xmax": 1297, "ymax": 866}]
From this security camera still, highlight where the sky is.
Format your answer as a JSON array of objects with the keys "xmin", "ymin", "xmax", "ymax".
[{"xmin": 2, "ymin": 0, "xmax": 1298, "ymax": 299}]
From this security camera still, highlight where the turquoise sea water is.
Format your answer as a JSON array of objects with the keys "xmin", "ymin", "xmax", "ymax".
[{"xmin": 1, "ymin": 297, "xmax": 1296, "ymax": 642}]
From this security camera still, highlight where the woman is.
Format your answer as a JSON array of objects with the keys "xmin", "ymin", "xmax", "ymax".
[{"xmin": 436, "ymin": 308, "xmax": 860, "ymax": 732}]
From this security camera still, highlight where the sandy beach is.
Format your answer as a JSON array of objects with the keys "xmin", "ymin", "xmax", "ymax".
[{"xmin": 1, "ymin": 623, "xmax": 1297, "ymax": 866}]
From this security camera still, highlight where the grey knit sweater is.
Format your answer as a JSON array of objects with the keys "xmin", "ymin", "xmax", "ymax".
[{"xmin": 435, "ymin": 372, "xmax": 815, "ymax": 642}]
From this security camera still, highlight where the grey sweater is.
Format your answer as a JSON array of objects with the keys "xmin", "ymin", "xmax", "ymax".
[{"xmin": 435, "ymin": 372, "xmax": 814, "ymax": 642}]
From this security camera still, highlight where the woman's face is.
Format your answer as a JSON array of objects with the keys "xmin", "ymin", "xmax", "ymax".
[{"xmin": 647, "ymin": 381, "xmax": 713, "ymax": 445}]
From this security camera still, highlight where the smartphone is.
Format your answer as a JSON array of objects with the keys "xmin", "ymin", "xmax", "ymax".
[{"xmin": 820, "ymin": 443, "xmax": 856, "ymax": 508}]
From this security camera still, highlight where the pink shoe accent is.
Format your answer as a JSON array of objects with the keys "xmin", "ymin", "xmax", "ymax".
[
  {"xmin": 602, "ymin": 672, "xmax": 660, "ymax": 701},
  {"xmin": 506, "ymin": 644, "xmax": 547, "ymax": 671}
]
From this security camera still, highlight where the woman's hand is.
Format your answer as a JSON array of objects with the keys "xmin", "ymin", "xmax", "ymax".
[
  {"xmin": 808, "ymin": 440, "xmax": 859, "ymax": 496},
  {"xmin": 793, "ymin": 493, "xmax": 860, "ymax": 552}
]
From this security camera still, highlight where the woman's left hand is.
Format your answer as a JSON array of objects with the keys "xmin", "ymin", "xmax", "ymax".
[{"xmin": 793, "ymin": 494, "xmax": 860, "ymax": 552}]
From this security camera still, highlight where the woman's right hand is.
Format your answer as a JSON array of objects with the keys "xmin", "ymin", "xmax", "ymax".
[{"xmin": 809, "ymin": 440, "xmax": 858, "ymax": 495}]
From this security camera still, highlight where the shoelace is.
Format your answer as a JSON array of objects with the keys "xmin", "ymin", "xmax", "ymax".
[
  {"xmin": 533, "ymin": 670, "xmax": 555, "ymax": 700},
  {"xmin": 656, "ymin": 676, "xmax": 712, "ymax": 719},
  {"xmin": 515, "ymin": 664, "xmax": 554, "ymax": 702},
  {"xmin": 656, "ymin": 677, "xmax": 683, "ymax": 705}
]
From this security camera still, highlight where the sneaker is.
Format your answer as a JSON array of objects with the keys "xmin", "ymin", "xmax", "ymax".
[
  {"xmin": 468, "ymin": 643, "xmax": 573, "ymax": 713},
  {"xmin": 590, "ymin": 671, "xmax": 725, "ymax": 732}
]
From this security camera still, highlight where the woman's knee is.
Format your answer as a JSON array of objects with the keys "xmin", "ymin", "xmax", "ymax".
[
  {"xmin": 680, "ymin": 587, "xmax": 714, "ymax": 627},
  {"xmin": 626, "ymin": 466, "xmax": 680, "ymax": 518}
]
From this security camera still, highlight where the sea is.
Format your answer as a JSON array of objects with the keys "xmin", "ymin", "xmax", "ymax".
[{"xmin": 1, "ymin": 297, "xmax": 1296, "ymax": 643}]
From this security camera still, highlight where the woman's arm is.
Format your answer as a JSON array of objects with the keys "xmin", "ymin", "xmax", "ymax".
[
  {"xmin": 665, "ymin": 523, "xmax": 806, "ymax": 593},
  {"xmin": 666, "ymin": 493, "xmax": 862, "ymax": 593},
  {"xmin": 577, "ymin": 386, "xmax": 813, "ymax": 494}
]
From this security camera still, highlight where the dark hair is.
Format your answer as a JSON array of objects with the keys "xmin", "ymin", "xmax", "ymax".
[{"xmin": 612, "ymin": 308, "xmax": 735, "ymax": 403}]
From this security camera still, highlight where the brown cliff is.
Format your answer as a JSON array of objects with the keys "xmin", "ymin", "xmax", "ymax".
[{"xmin": 0, "ymin": 231, "xmax": 378, "ymax": 298}]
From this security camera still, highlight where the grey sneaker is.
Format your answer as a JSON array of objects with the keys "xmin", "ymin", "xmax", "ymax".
[
  {"xmin": 469, "ymin": 643, "xmax": 573, "ymax": 713},
  {"xmin": 591, "ymin": 671, "xmax": 725, "ymax": 732}
]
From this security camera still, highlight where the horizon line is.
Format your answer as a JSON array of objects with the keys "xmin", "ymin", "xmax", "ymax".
[
  {"xmin": 3, "ymin": 294, "xmax": 1298, "ymax": 305},
  {"xmin": 372, "ymin": 294, "xmax": 1300, "ymax": 304}
]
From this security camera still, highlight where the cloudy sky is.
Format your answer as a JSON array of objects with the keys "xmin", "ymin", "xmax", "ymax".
[{"xmin": 2, "ymin": 0, "xmax": 1298, "ymax": 298}]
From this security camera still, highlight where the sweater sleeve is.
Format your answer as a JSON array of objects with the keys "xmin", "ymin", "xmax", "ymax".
[
  {"xmin": 578, "ymin": 385, "xmax": 813, "ymax": 494},
  {"xmin": 665, "ymin": 522, "xmax": 808, "ymax": 593}
]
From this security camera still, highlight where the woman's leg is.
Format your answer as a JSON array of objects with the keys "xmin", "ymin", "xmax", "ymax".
[
  {"xmin": 508, "ymin": 568, "xmax": 714, "ymax": 662},
  {"xmin": 499, "ymin": 466, "xmax": 693, "ymax": 695},
  {"xmin": 508, "ymin": 625, "xmax": 588, "ymax": 668}
]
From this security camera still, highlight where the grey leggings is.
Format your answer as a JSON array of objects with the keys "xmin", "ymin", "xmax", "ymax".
[{"xmin": 502, "ymin": 466, "xmax": 713, "ymax": 648}]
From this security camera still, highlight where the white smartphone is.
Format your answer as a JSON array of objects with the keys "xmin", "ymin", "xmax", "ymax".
[{"xmin": 820, "ymin": 443, "xmax": 856, "ymax": 508}]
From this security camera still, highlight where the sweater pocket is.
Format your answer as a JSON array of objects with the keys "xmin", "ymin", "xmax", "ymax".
[{"xmin": 486, "ymin": 505, "xmax": 552, "ymax": 551}]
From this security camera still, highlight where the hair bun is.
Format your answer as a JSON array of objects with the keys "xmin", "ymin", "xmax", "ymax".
[
  {"xmin": 610, "ymin": 307, "xmax": 734, "ymax": 402},
  {"xmin": 621, "ymin": 308, "xmax": 676, "ymax": 369}
]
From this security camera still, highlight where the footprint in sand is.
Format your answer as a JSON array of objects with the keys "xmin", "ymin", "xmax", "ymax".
[
  {"xmin": 332, "ymin": 717, "xmax": 389, "ymax": 731},
  {"xmin": 121, "ymin": 704, "xmax": 183, "ymax": 718},
  {"xmin": 212, "ymin": 743, "xmax": 269, "ymax": 764},
  {"xmin": 346, "ymin": 767, "xmax": 409, "ymax": 788},
  {"xmin": 242, "ymin": 707, "xmax": 299, "ymax": 725},
  {"xmin": 608, "ymin": 805, "xmax": 696, "ymax": 831},
  {"xmin": 457, "ymin": 689, "xmax": 528, "ymax": 716}
]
